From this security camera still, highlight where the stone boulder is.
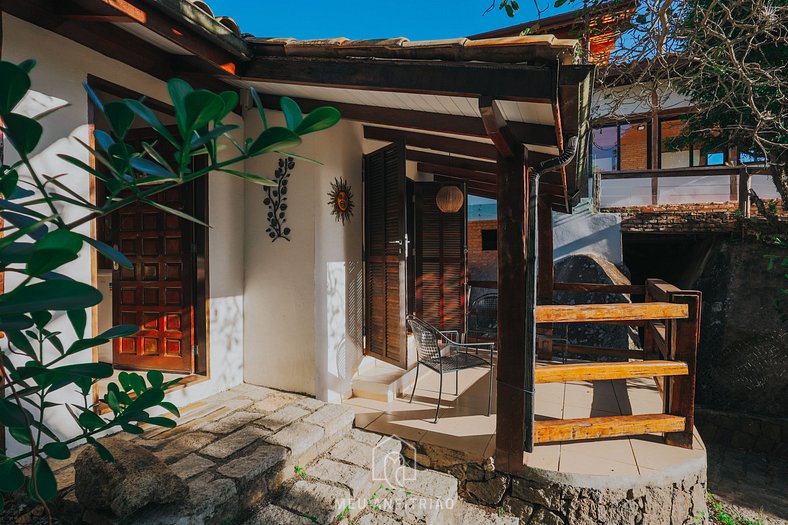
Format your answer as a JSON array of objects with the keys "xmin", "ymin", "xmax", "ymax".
[
  {"xmin": 74, "ymin": 438, "xmax": 188, "ymax": 518},
  {"xmin": 553, "ymin": 253, "xmax": 640, "ymax": 353}
]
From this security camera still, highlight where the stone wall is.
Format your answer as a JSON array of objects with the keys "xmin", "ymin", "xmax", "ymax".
[
  {"xmin": 407, "ymin": 449, "xmax": 707, "ymax": 525},
  {"xmin": 695, "ymin": 408, "xmax": 788, "ymax": 458},
  {"xmin": 693, "ymin": 237, "xmax": 788, "ymax": 418}
]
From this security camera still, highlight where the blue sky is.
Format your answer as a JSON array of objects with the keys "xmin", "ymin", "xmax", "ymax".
[{"xmin": 207, "ymin": 1, "xmax": 569, "ymax": 41}]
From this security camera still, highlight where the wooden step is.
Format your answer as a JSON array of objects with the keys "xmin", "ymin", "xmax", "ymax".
[
  {"xmin": 536, "ymin": 302, "xmax": 688, "ymax": 323},
  {"xmin": 534, "ymin": 414, "xmax": 686, "ymax": 443},
  {"xmin": 535, "ymin": 360, "xmax": 688, "ymax": 384}
]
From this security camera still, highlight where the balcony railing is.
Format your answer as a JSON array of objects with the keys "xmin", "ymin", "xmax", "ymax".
[{"xmin": 595, "ymin": 165, "xmax": 772, "ymax": 216}]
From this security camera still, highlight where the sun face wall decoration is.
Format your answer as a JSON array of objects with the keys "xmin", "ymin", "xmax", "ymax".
[{"xmin": 327, "ymin": 178, "xmax": 354, "ymax": 226}]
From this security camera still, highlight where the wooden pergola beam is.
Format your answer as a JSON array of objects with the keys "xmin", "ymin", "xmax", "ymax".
[
  {"xmin": 242, "ymin": 56, "xmax": 556, "ymax": 102},
  {"xmin": 406, "ymin": 149, "xmax": 497, "ymax": 175},
  {"xmin": 364, "ymin": 126, "xmax": 497, "ymax": 160},
  {"xmin": 479, "ymin": 96, "xmax": 520, "ymax": 159},
  {"xmin": 257, "ymin": 94, "xmax": 557, "ymax": 147}
]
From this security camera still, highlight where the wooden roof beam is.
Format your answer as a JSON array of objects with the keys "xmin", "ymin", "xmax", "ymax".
[
  {"xmin": 479, "ymin": 96, "xmax": 520, "ymax": 159},
  {"xmin": 364, "ymin": 126, "xmax": 497, "ymax": 160},
  {"xmin": 406, "ymin": 149, "xmax": 498, "ymax": 175},
  {"xmin": 242, "ymin": 57, "xmax": 556, "ymax": 102},
  {"xmin": 417, "ymin": 163, "xmax": 497, "ymax": 185},
  {"xmin": 256, "ymin": 94, "xmax": 557, "ymax": 147}
]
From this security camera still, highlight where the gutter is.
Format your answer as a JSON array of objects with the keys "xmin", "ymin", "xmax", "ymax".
[{"xmin": 523, "ymin": 135, "xmax": 579, "ymax": 452}]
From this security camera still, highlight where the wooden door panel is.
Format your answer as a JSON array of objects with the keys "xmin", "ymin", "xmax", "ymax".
[
  {"xmin": 415, "ymin": 182, "xmax": 468, "ymax": 333},
  {"xmin": 364, "ymin": 143, "xmax": 407, "ymax": 369},
  {"xmin": 112, "ymin": 185, "xmax": 194, "ymax": 373}
]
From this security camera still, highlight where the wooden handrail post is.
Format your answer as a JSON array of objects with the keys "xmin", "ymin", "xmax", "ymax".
[
  {"xmin": 738, "ymin": 167, "xmax": 751, "ymax": 218},
  {"xmin": 665, "ymin": 291, "xmax": 701, "ymax": 448}
]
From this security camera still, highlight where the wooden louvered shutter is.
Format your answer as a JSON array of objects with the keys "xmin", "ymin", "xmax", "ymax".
[
  {"xmin": 364, "ymin": 143, "xmax": 408, "ymax": 369},
  {"xmin": 415, "ymin": 182, "xmax": 467, "ymax": 333}
]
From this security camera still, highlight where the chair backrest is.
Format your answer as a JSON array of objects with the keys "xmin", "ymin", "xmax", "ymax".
[
  {"xmin": 407, "ymin": 315, "xmax": 442, "ymax": 363},
  {"xmin": 473, "ymin": 293, "xmax": 498, "ymax": 329}
]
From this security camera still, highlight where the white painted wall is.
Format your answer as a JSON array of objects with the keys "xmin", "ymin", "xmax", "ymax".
[
  {"xmin": 553, "ymin": 204, "xmax": 623, "ymax": 266},
  {"xmin": 243, "ymin": 114, "xmax": 370, "ymax": 401},
  {"xmin": 1, "ymin": 15, "xmax": 245, "ymax": 454}
]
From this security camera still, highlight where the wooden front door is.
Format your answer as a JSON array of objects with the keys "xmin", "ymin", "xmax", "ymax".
[
  {"xmin": 364, "ymin": 142, "xmax": 408, "ymax": 369},
  {"xmin": 415, "ymin": 182, "xmax": 467, "ymax": 332},
  {"xmin": 112, "ymin": 184, "xmax": 196, "ymax": 372}
]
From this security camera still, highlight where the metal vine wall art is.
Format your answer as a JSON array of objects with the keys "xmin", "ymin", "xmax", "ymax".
[
  {"xmin": 327, "ymin": 177, "xmax": 354, "ymax": 225},
  {"xmin": 264, "ymin": 157, "xmax": 294, "ymax": 242}
]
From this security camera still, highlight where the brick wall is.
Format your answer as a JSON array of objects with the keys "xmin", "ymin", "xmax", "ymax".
[
  {"xmin": 608, "ymin": 202, "xmax": 785, "ymax": 233},
  {"xmin": 467, "ymin": 219, "xmax": 497, "ymax": 281}
]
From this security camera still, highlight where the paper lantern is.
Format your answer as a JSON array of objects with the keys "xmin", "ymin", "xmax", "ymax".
[{"xmin": 436, "ymin": 185, "xmax": 464, "ymax": 213}]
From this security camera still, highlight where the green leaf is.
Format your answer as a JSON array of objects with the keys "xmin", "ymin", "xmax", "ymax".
[
  {"xmin": 128, "ymin": 388, "xmax": 165, "ymax": 412},
  {"xmin": 182, "ymin": 90, "xmax": 224, "ymax": 135},
  {"xmin": 0, "ymin": 460, "xmax": 25, "ymax": 492},
  {"xmin": 146, "ymin": 417, "xmax": 176, "ymax": 429},
  {"xmin": 249, "ymin": 127, "xmax": 301, "ymax": 156},
  {"xmin": 160, "ymin": 401, "xmax": 180, "ymax": 418},
  {"xmin": 0, "ymin": 459, "xmax": 25, "ymax": 493},
  {"xmin": 121, "ymin": 423, "xmax": 144, "ymax": 435},
  {"xmin": 65, "ymin": 337, "xmax": 110, "ymax": 356},
  {"xmin": 9, "ymin": 426, "xmax": 31, "ymax": 445},
  {"xmin": 217, "ymin": 91, "xmax": 239, "ymax": 121},
  {"xmin": 81, "ymin": 236, "xmax": 133, "ymax": 270},
  {"xmin": 42, "ymin": 442, "xmax": 70, "ymax": 460},
  {"xmin": 67, "ymin": 309, "xmax": 87, "ymax": 338},
  {"xmin": 29, "ymin": 458, "xmax": 57, "ymax": 502},
  {"xmin": 0, "ymin": 169, "xmax": 19, "ymax": 198},
  {"xmin": 130, "ymin": 158, "xmax": 176, "ymax": 179},
  {"xmin": 17, "ymin": 59, "xmax": 36, "ymax": 74},
  {"xmin": 0, "ymin": 314, "xmax": 34, "ymax": 332},
  {"xmin": 31, "ymin": 311, "xmax": 52, "ymax": 329},
  {"xmin": 168, "ymin": 78, "xmax": 194, "ymax": 134},
  {"xmin": 280, "ymin": 97, "xmax": 303, "ymax": 131},
  {"xmin": 143, "ymin": 199, "xmax": 210, "ymax": 227},
  {"xmin": 1, "ymin": 113, "xmax": 43, "ymax": 156},
  {"xmin": 249, "ymin": 87, "xmax": 268, "ymax": 130},
  {"xmin": 6, "ymin": 329, "xmax": 36, "ymax": 359},
  {"xmin": 0, "ymin": 61, "xmax": 31, "ymax": 114},
  {"xmin": 93, "ymin": 129, "xmax": 116, "ymax": 152},
  {"xmin": 124, "ymin": 99, "xmax": 178, "ymax": 146},
  {"xmin": 147, "ymin": 370, "xmax": 164, "ymax": 389},
  {"xmin": 83, "ymin": 82, "xmax": 104, "ymax": 113},
  {"xmin": 190, "ymin": 124, "xmax": 239, "ymax": 150},
  {"xmin": 26, "ymin": 229, "xmax": 84, "ymax": 276},
  {"xmin": 78, "ymin": 410, "xmax": 106, "ymax": 430},
  {"xmin": 98, "ymin": 324, "xmax": 139, "ymax": 339},
  {"xmin": 0, "ymin": 280, "xmax": 102, "ymax": 314},
  {"xmin": 88, "ymin": 439, "xmax": 114, "ymax": 462},
  {"xmin": 0, "ymin": 397, "xmax": 29, "ymax": 428},
  {"xmin": 218, "ymin": 168, "xmax": 276, "ymax": 186},
  {"xmin": 295, "ymin": 107, "xmax": 341, "ymax": 136},
  {"xmin": 104, "ymin": 101, "xmax": 135, "ymax": 139},
  {"xmin": 106, "ymin": 390, "xmax": 120, "ymax": 413}
]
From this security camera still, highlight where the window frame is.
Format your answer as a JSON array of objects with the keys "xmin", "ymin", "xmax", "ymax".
[{"xmin": 591, "ymin": 119, "xmax": 652, "ymax": 172}]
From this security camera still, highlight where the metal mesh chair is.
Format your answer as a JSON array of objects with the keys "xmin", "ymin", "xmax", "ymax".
[
  {"xmin": 467, "ymin": 293, "xmax": 498, "ymax": 342},
  {"xmin": 407, "ymin": 315, "xmax": 495, "ymax": 423}
]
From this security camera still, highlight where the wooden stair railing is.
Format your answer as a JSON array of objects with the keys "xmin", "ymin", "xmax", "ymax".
[{"xmin": 531, "ymin": 279, "xmax": 702, "ymax": 449}]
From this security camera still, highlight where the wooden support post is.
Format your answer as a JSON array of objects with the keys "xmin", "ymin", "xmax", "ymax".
[
  {"xmin": 665, "ymin": 291, "xmax": 701, "ymax": 448},
  {"xmin": 738, "ymin": 168, "xmax": 751, "ymax": 218},
  {"xmin": 536, "ymin": 196, "xmax": 554, "ymax": 361},
  {"xmin": 494, "ymin": 145, "xmax": 529, "ymax": 471}
]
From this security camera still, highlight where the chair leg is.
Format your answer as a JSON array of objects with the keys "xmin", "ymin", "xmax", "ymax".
[
  {"xmin": 409, "ymin": 363, "xmax": 420, "ymax": 404},
  {"xmin": 434, "ymin": 372, "xmax": 443, "ymax": 424},
  {"xmin": 487, "ymin": 362, "xmax": 494, "ymax": 417}
]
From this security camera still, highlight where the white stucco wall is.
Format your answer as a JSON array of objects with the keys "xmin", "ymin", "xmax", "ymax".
[
  {"xmin": 1, "ymin": 15, "xmax": 245, "ymax": 454},
  {"xmin": 243, "ymin": 113, "xmax": 369, "ymax": 400}
]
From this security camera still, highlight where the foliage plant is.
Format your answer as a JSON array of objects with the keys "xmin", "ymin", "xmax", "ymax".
[{"xmin": 0, "ymin": 59, "xmax": 339, "ymax": 517}]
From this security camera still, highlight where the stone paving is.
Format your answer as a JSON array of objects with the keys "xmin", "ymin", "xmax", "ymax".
[{"xmin": 51, "ymin": 384, "xmax": 517, "ymax": 524}]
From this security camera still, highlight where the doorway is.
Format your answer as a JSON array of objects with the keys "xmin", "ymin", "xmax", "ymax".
[{"xmin": 89, "ymin": 77, "xmax": 209, "ymax": 383}]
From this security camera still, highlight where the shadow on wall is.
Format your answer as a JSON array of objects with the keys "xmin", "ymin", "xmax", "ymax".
[{"xmin": 210, "ymin": 295, "xmax": 244, "ymax": 391}]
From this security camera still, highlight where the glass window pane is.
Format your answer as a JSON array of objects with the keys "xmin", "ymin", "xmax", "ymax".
[
  {"xmin": 592, "ymin": 126, "xmax": 617, "ymax": 172},
  {"xmin": 619, "ymin": 123, "xmax": 649, "ymax": 170},
  {"xmin": 739, "ymin": 151, "xmax": 766, "ymax": 164},
  {"xmin": 695, "ymin": 151, "xmax": 725, "ymax": 166},
  {"xmin": 660, "ymin": 119, "xmax": 690, "ymax": 168}
]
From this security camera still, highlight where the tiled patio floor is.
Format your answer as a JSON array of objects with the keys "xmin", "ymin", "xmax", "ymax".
[{"xmin": 345, "ymin": 357, "xmax": 706, "ymax": 475}]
